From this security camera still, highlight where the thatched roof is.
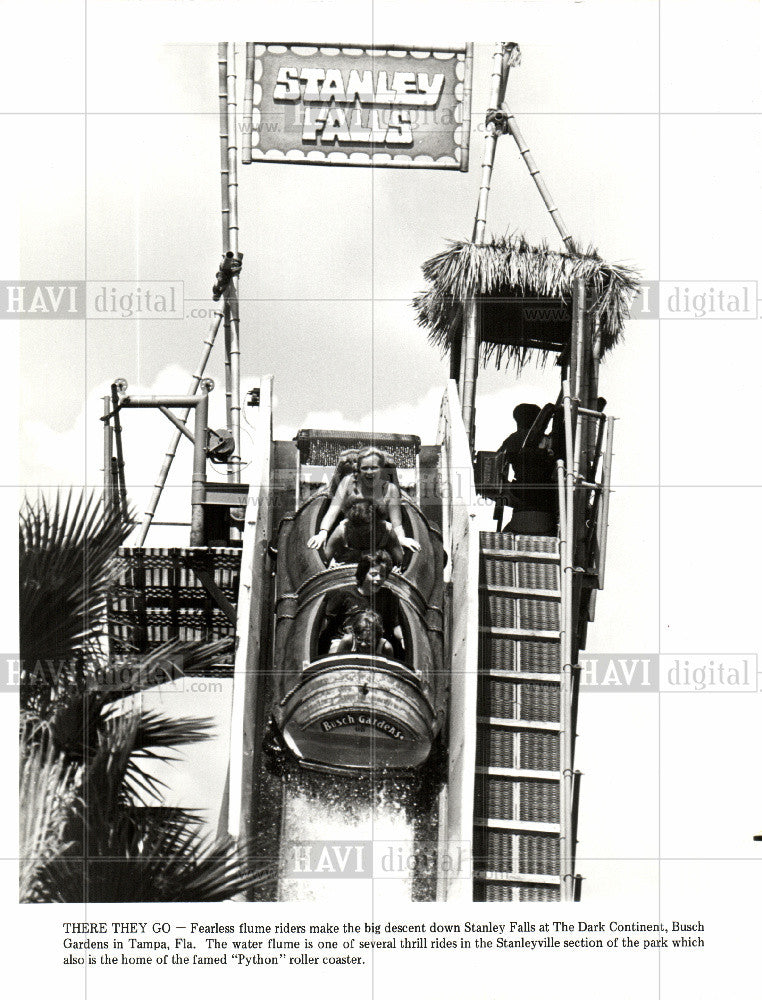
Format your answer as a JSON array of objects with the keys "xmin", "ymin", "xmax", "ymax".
[{"xmin": 413, "ymin": 236, "xmax": 641, "ymax": 370}]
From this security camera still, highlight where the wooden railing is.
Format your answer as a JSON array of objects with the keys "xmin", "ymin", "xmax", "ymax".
[{"xmin": 556, "ymin": 378, "xmax": 615, "ymax": 899}]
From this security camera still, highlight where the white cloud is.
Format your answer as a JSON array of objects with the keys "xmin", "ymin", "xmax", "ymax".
[
  {"xmin": 22, "ymin": 367, "xmax": 561, "ymax": 548},
  {"xmin": 274, "ymin": 381, "xmax": 555, "ymax": 453},
  {"xmin": 20, "ymin": 364, "xmax": 238, "ymax": 545}
]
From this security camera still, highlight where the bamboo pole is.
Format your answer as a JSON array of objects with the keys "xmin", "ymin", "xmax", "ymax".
[
  {"xmin": 571, "ymin": 278, "xmax": 590, "ymax": 498},
  {"xmin": 571, "ymin": 278, "xmax": 587, "ymax": 404},
  {"xmin": 460, "ymin": 298, "xmax": 479, "ymax": 449},
  {"xmin": 584, "ymin": 315, "xmax": 601, "ymax": 480},
  {"xmin": 224, "ymin": 283, "xmax": 241, "ymax": 485},
  {"xmin": 571, "ymin": 290, "xmax": 587, "ymax": 561},
  {"xmin": 567, "ymin": 382, "xmax": 584, "ymax": 897},
  {"xmin": 137, "ymin": 303, "xmax": 226, "ymax": 545},
  {"xmin": 472, "ymin": 43, "xmax": 519, "ymax": 244},
  {"xmin": 226, "ymin": 42, "xmax": 239, "ymax": 264},
  {"xmin": 562, "ymin": 585, "xmax": 574, "ymax": 898},
  {"xmin": 557, "ymin": 460, "xmax": 571, "ymax": 901},
  {"xmin": 110, "ymin": 382, "xmax": 129, "ymax": 522},
  {"xmin": 242, "ymin": 43, "xmax": 255, "ymax": 164},
  {"xmin": 136, "ymin": 46, "xmax": 242, "ymax": 545},
  {"xmin": 459, "ymin": 43, "xmax": 474, "ymax": 173},
  {"xmin": 218, "ymin": 44, "xmax": 234, "ymax": 459},
  {"xmin": 223, "ymin": 302, "xmax": 233, "ymax": 462},
  {"xmin": 190, "ymin": 390, "xmax": 209, "ymax": 546},
  {"xmin": 158, "ymin": 404, "xmax": 195, "ymax": 443},
  {"xmin": 461, "ymin": 43, "xmax": 520, "ymax": 444},
  {"xmin": 103, "ymin": 395, "xmax": 114, "ymax": 513},
  {"xmin": 122, "ymin": 394, "xmax": 210, "ymax": 409},
  {"xmin": 218, "ymin": 44, "xmax": 230, "ymax": 251},
  {"xmin": 560, "ymin": 381, "xmax": 576, "ymax": 901},
  {"xmin": 501, "ymin": 104, "xmax": 576, "ymax": 253},
  {"xmin": 556, "ymin": 461, "xmax": 567, "ymax": 554},
  {"xmin": 226, "ymin": 41, "xmax": 241, "ymax": 484},
  {"xmin": 563, "ymin": 394, "xmax": 575, "ymax": 571},
  {"xmin": 449, "ymin": 325, "xmax": 462, "ymax": 384}
]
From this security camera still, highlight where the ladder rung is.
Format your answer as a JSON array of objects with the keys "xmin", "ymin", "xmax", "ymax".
[
  {"xmin": 475, "ymin": 766, "xmax": 560, "ymax": 781},
  {"xmin": 479, "ymin": 583, "xmax": 560, "ymax": 600},
  {"xmin": 474, "ymin": 870, "xmax": 561, "ymax": 887},
  {"xmin": 483, "ymin": 670, "xmax": 562, "ymax": 683},
  {"xmin": 475, "ymin": 817, "xmax": 560, "ymax": 834},
  {"xmin": 477, "ymin": 716, "xmax": 561, "ymax": 732},
  {"xmin": 479, "ymin": 625, "xmax": 561, "ymax": 641},
  {"xmin": 481, "ymin": 548, "xmax": 559, "ymax": 562}
]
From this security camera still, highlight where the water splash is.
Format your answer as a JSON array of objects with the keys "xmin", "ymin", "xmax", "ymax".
[{"xmin": 278, "ymin": 771, "xmax": 429, "ymax": 903}]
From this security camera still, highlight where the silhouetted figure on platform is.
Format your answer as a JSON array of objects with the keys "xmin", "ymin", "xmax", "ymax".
[{"xmin": 498, "ymin": 403, "xmax": 558, "ymax": 535}]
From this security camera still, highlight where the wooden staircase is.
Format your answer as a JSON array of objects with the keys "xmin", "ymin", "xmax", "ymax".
[{"xmin": 472, "ymin": 530, "xmax": 575, "ymax": 902}]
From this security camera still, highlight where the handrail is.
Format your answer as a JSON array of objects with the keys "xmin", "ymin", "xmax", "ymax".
[
  {"xmin": 596, "ymin": 417, "xmax": 615, "ymax": 590},
  {"xmin": 556, "ymin": 459, "xmax": 573, "ymax": 900},
  {"xmin": 559, "ymin": 381, "xmax": 576, "ymax": 901},
  {"xmin": 556, "ymin": 381, "xmax": 614, "ymax": 583},
  {"xmin": 555, "ymin": 378, "xmax": 615, "ymax": 901}
]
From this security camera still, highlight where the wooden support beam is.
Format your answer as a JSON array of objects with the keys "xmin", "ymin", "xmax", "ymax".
[
  {"xmin": 482, "ymin": 669, "xmax": 562, "ymax": 683},
  {"xmin": 479, "ymin": 583, "xmax": 561, "ymax": 600},
  {"xmin": 475, "ymin": 766, "xmax": 560, "ymax": 781},
  {"xmin": 475, "ymin": 816, "xmax": 560, "ymax": 834},
  {"xmin": 476, "ymin": 716, "xmax": 561, "ymax": 732},
  {"xmin": 479, "ymin": 625, "xmax": 561, "ymax": 640},
  {"xmin": 190, "ymin": 563, "xmax": 237, "ymax": 625},
  {"xmin": 480, "ymin": 548, "xmax": 559, "ymax": 562},
  {"xmin": 474, "ymin": 869, "xmax": 560, "ymax": 887}
]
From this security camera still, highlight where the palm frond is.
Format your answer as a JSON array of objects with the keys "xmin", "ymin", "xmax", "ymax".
[
  {"xmin": 110, "ymin": 709, "xmax": 214, "ymax": 806},
  {"xmin": 19, "ymin": 719, "xmax": 79, "ymax": 902},
  {"xmin": 37, "ymin": 808, "xmax": 265, "ymax": 903},
  {"xmin": 102, "ymin": 637, "xmax": 234, "ymax": 699},
  {"xmin": 413, "ymin": 235, "xmax": 641, "ymax": 371},
  {"xmin": 124, "ymin": 709, "xmax": 214, "ymax": 753},
  {"xmin": 18, "ymin": 489, "xmax": 264, "ymax": 903},
  {"xmin": 48, "ymin": 693, "xmax": 106, "ymax": 763},
  {"xmin": 19, "ymin": 489, "xmax": 132, "ymax": 714},
  {"xmin": 37, "ymin": 647, "xmax": 218, "ymax": 804},
  {"xmin": 22, "ymin": 691, "xmax": 265, "ymax": 903},
  {"xmin": 89, "ymin": 708, "xmax": 213, "ymax": 807}
]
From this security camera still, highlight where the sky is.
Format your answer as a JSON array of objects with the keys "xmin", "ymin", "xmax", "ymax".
[{"xmin": 4, "ymin": 0, "xmax": 762, "ymax": 976}]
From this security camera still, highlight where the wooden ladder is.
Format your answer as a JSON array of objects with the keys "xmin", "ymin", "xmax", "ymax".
[{"xmin": 472, "ymin": 530, "xmax": 574, "ymax": 902}]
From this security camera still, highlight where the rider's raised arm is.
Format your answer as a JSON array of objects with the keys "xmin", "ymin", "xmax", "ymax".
[
  {"xmin": 307, "ymin": 475, "xmax": 350, "ymax": 549},
  {"xmin": 386, "ymin": 482, "xmax": 421, "ymax": 553},
  {"xmin": 386, "ymin": 481, "xmax": 404, "ymax": 534}
]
